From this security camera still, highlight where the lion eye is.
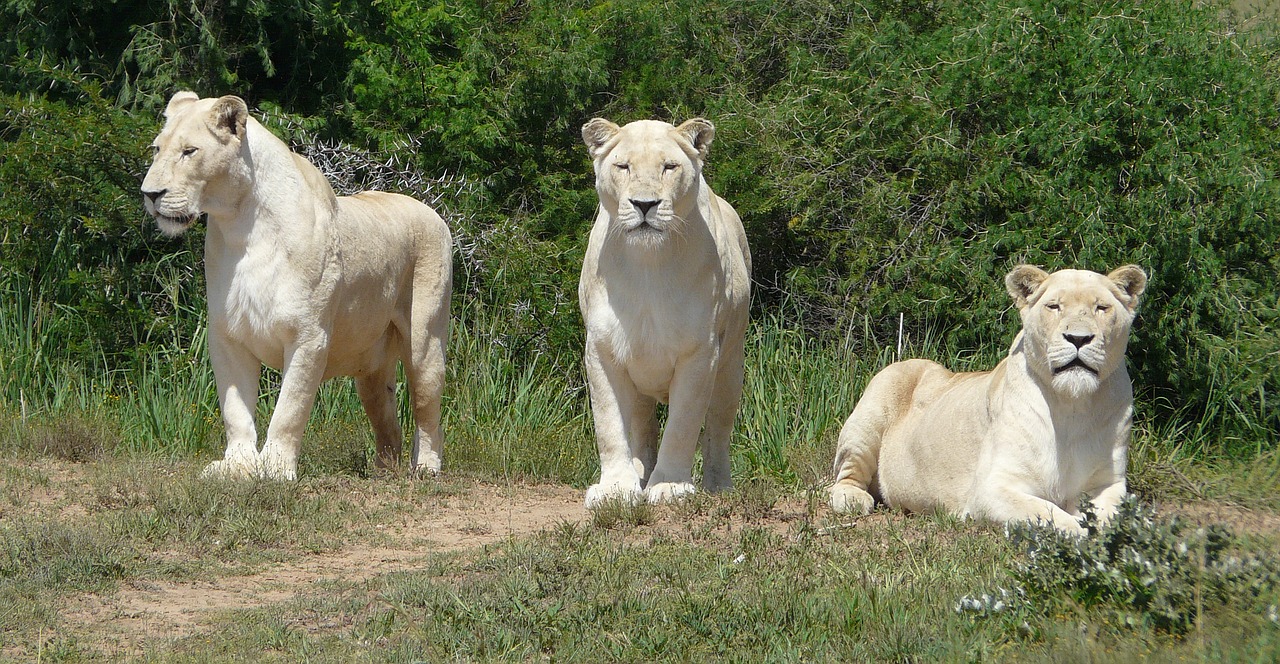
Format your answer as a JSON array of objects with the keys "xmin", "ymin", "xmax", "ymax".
[
  {"xmin": 1096, "ymin": 304, "xmax": 1111, "ymax": 313},
  {"xmin": 182, "ymin": 147, "xmax": 198, "ymax": 157},
  {"xmin": 663, "ymin": 162, "xmax": 679, "ymax": 172},
  {"xmin": 614, "ymin": 163, "xmax": 630, "ymax": 171},
  {"xmin": 1045, "ymin": 303, "xmax": 1061, "ymax": 311}
]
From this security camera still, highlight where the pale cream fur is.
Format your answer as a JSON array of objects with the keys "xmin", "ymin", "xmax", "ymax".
[
  {"xmin": 829, "ymin": 265, "xmax": 1147, "ymax": 534},
  {"xmin": 579, "ymin": 118, "xmax": 751, "ymax": 507},
  {"xmin": 141, "ymin": 92, "xmax": 452, "ymax": 480}
]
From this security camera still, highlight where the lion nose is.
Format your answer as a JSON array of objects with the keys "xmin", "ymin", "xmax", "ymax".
[
  {"xmin": 1064, "ymin": 332, "xmax": 1094, "ymax": 349},
  {"xmin": 142, "ymin": 188, "xmax": 167, "ymax": 204},
  {"xmin": 631, "ymin": 199, "xmax": 658, "ymax": 216}
]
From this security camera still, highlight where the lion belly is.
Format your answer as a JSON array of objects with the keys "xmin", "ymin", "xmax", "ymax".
[
  {"xmin": 588, "ymin": 300, "xmax": 716, "ymax": 402},
  {"xmin": 212, "ymin": 263, "xmax": 404, "ymax": 379}
]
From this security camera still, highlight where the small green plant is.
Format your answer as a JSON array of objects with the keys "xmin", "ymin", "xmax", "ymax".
[
  {"xmin": 0, "ymin": 520, "xmax": 130, "ymax": 591},
  {"xmin": 957, "ymin": 497, "xmax": 1280, "ymax": 636},
  {"xmin": 588, "ymin": 496, "xmax": 655, "ymax": 530}
]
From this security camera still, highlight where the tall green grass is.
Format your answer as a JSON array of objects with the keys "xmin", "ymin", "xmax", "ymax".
[
  {"xmin": 1, "ymin": 277, "xmax": 886, "ymax": 488},
  {"xmin": 0, "ymin": 272, "xmax": 218, "ymax": 457},
  {"xmin": 0, "ymin": 270, "xmax": 1262, "ymax": 499},
  {"xmin": 443, "ymin": 303, "xmax": 595, "ymax": 485},
  {"xmin": 0, "ymin": 281, "xmax": 104, "ymax": 417}
]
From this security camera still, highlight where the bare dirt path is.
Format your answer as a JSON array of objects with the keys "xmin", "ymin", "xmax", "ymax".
[{"xmin": 56, "ymin": 477, "xmax": 589, "ymax": 658}]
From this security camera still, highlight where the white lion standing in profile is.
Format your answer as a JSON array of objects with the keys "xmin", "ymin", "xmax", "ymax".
[
  {"xmin": 141, "ymin": 91, "xmax": 452, "ymax": 480},
  {"xmin": 578, "ymin": 117, "xmax": 752, "ymax": 507},
  {"xmin": 829, "ymin": 265, "xmax": 1147, "ymax": 534}
]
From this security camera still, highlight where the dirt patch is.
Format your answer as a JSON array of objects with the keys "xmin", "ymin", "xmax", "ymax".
[
  {"xmin": 61, "ymin": 480, "xmax": 587, "ymax": 658},
  {"xmin": 0, "ymin": 458, "xmax": 91, "ymax": 521},
  {"xmin": 1157, "ymin": 499, "xmax": 1280, "ymax": 537}
]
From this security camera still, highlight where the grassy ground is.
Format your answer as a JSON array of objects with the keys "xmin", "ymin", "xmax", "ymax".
[
  {"xmin": 1, "ymin": 313, "xmax": 1278, "ymax": 661},
  {"xmin": 0, "ymin": 444, "xmax": 1277, "ymax": 661}
]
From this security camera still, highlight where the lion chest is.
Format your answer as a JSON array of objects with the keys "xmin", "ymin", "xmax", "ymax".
[
  {"xmin": 206, "ymin": 244, "xmax": 322, "ymax": 368},
  {"xmin": 587, "ymin": 296, "xmax": 718, "ymax": 400},
  {"xmin": 976, "ymin": 380, "xmax": 1128, "ymax": 507}
]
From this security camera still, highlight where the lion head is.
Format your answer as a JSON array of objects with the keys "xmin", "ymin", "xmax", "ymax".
[
  {"xmin": 141, "ymin": 92, "xmax": 250, "ymax": 237},
  {"xmin": 1006, "ymin": 264, "xmax": 1147, "ymax": 398},
  {"xmin": 581, "ymin": 117, "xmax": 715, "ymax": 247}
]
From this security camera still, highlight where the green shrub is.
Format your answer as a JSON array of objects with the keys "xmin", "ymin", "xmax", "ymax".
[
  {"xmin": 330, "ymin": 0, "xmax": 1280, "ymax": 450},
  {"xmin": 0, "ymin": 69, "xmax": 200, "ymax": 364},
  {"xmin": 958, "ymin": 498, "xmax": 1280, "ymax": 636},
  {"xmin": 1, "ymin": 0, "xmax": 1276, "ymax": 460},
  {"xmin": 725, "ymin": 0, "xmax": 1280, "ymax": 450}
]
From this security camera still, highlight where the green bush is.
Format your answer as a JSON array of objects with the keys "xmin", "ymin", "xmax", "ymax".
[
  {"xmin": 735, "ymin": 0, "xmax": 1280, "ymax": 451},
  {"xmin": 1, "ymin": 0, "xmax": 1276, "ymax": 458},
  {"xmin": 331, "ymin": 0, "xmax": 1280, "ymax": 450},
  {"xmin": 958, "ymin": 498, "xmax": 1280, "ymax": 636},
  {"xmin": 0, "ymin": 68, "xmax": 200, "ymax": 365}
]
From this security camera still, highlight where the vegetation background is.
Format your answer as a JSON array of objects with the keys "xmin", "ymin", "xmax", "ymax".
[
  {"xmin": 1, "ymin": 0, "xmax": 1277, "ymax": 479},
  {"xmin": 2, "ymin": 0, "xmax": 1279, "ymax": 660}
]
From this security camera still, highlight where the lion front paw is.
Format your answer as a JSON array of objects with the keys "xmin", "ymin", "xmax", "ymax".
[
  {"xmin": 645, "ymin": 481, "xmax": 696, "ymax": 504},
  {"xmin": 829, "ymin": 483, "xmax": 875, "ymax": 515},
  {"xmin": 585, "ymin": 478, "xmax": 644, "ymax": 509},
  {"xmin": 411, "ymin": 451, "xmax": 442, "ymax": 477},
  {"xmin": 200, "ymin": 455, "xmax": 259, "ymax": 480},
  {"xmin": 258, "ymin": 449, "xmax": 298, "ymax": 481}
]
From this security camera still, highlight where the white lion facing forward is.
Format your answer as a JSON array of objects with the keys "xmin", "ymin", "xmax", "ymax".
[
  {"xmin": 141, "ymin": 92, "xmax": 452, "ymax": 480},
  {"xmin": 579, "ymin": 118, "xmax": 751, "ymax": 507},
  {"xmin": 829, "ymin": 265, "xmax": 1147, "ymax": 534}
]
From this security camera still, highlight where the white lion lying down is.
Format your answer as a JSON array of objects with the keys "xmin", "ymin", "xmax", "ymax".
[
  {"xmin": 141, "ymin": 92, "xmax": 452, "ymax": 480},
  {"xmin": 829, "ymin": 265, "xmax": 1147, "ymax": 534}
]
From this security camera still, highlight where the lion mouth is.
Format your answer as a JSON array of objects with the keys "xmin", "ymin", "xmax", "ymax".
[
  {"xmin": 157, "ymin": 213, "xmax": 197, "ymax": 226},
  {"xmin": 1054, "ymin": 357, "xmax": 1098, "ymax": 375},
  {"xmin": 151, "ymin": 212, "xmax": 202, "ymax": 237},
  {"xmin": 628, "ymin": 220, "xmax": 663, "ymax": 234}
]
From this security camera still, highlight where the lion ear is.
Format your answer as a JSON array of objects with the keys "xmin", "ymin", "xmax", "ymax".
[
  {"xmin": 164, "ymin": 91, "xmax": 200, "ymax": 118},
  {"xmin": 1107, "ymin": 265, "xmax": 1147, "ymax": 309},
  {"xmin": 582, "ymin": 118, "xmax": 620, "ymax": 159},
  {"xmin": 676, "ymin": 118, "xmax": 715, "ymax": 159},
  {"xmin": 209, "ymin": 95, "xmax": 249, "ymax": 141},
  {"xmin": 1006, "ymin": 264, "xmax": 1050, "ymax": 308}
]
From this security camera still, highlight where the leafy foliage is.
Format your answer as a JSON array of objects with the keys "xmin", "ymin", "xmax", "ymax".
[
  {"xmin": 959, "ymin": 498, "xmax": 1280, "ymax": 636},
  {"xmin": 0, "ymin": 69, "xmax": 199, "ymax": 365},
  {"xmin": 0, "ymin": 0, "xmax": 1277, "ymax": 454}
]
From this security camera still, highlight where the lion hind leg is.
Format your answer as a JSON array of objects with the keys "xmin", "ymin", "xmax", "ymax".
[
  {"xmin": 829, "ymin": 410, "xmax": 880, "ymax": 515},
  {"xmin": 357, "ymin": 362, "xmax": 403, "ymax": 470},
  {"xmin": 402, "ymin": 242, "xmax": 451, "ymax": 476},
  {"xmin": 829, "ymin": 360, "xmax": 934, "ymax": 514},
  {"xmin": 404, "ymin": 333, "xmax": 446, "ymax": 475}
]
